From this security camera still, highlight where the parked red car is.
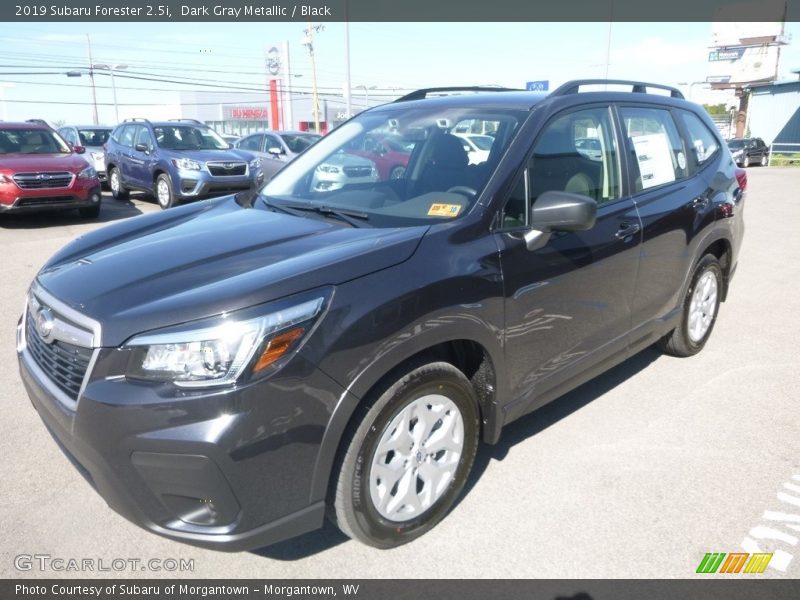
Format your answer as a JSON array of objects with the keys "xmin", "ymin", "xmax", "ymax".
[
  {"xmin": 0, "ymin": 122, "xmax": 102, "ymax": 217},
  {"xmin": 345, "ymin": 133, "xmax": 413, "ymax": 180}
]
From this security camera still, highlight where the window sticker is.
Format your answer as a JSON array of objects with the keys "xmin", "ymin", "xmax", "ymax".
[
  {"xmin": 677, "ymin": 151, "xmax": 686, "ymax": 170},
  {"xmin": 631, "ymin": 132, "xmax": 677, "ymax": 189},
  {"xmin": 427, "ymin": 203, "xmax": 462, "ymax": 217}
]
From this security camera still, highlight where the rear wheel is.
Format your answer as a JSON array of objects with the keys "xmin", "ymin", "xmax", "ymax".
[
  {"xmin": 389, "ymin": 166, "xmax": 406, "ymax": 180},
  {"xmin": 658, "ymin": 254, "xmax": 722, "ymax": 357},
  {"xmin": 109, "ymin": 168, "xmax": 128, "ymax": 200},
  {"xmin": 155, "ymin": 174, "xmax": 176, "ymax": 209},
  {"xmin": 332, "ymin": 361, "xmax": 479, "ymax": 548},
  {"xmin": 760, "ymin": 154, "xmax": 768, "ymax": 166}
]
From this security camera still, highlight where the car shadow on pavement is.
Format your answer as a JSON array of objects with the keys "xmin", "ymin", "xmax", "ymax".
[
  {"xmin": 0, "ymin": 197, "xmax": 142, "ymax": 229},
  {"xmin": 251, "ymin": 347, "xmax": 662, "ymax": 562},
  {"xmin": 461, "ymin": 346, "xmax": 663, "ymax": 501}
]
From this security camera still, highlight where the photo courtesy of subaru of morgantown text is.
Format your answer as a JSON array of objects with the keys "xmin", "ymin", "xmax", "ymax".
[{"xmin": 17, "ymin": 81, "xmax": 745, "ymax": 550}]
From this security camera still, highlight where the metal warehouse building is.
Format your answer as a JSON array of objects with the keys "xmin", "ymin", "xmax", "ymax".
[{"xmin": 748, "ymin": 78, "xmax": 800, "ymax": 156}]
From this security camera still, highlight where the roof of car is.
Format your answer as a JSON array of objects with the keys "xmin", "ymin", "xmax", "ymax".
[
  {"xmin": 0, "ymin": 122, "xmax": 52, "ymax": 130},
  {"xmin": 62, "ymin": 125, "xmax": 113, "ymax": 129}
]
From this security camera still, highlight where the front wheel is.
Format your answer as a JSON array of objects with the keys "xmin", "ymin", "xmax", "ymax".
[
  {"xmin": 657, "ymin": 254, "xmax": 722, "ymax": 357},
  {"xmin": 155, "ymin": 174, "xmax": 176, "ymax": 209},
  {"xmin": 761, "ymin": 154, "xmax": 768, "ymax": 166},
  {"xmin": 332, "ymin": 361, "xmax": 480, "ymax": 548},
  {"xmin": 742, "ymin": 155, "xmax": 750, "ymax": 168}
]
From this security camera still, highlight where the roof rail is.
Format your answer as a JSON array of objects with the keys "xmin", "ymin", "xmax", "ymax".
[
  {"xmin": 168, "ymin": 118, "xmax": 204, "ymax": 124},
  {"xmin": 25, "ymin": 118, "xmax": 52, "ymax": 128},
  {"xmin": 123, "ymin": 117, "xmax": 151, "ymax": 123},
  {"xmin": 550, "ymin": 79, "xmax": 685, "ymax": 100},
  {"xmin": 395, "ymin": 86, "xmax": 525, "ymax": 102}
]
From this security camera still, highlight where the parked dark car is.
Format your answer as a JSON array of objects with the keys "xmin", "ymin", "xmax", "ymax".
[
  {"xmin": 104, "ymin": 119, "xmax": 263, "ymax": 209},
  {"xmin": 727, "ymin": 137, "xmax": 769, "ymax": 167},
  {"xmin": 0, "ymin": 122, "xmax": 102, "ymax": 217},
  {"xmin": 17, "ymin": 80, "xmax": 745, "ymax": 551},
  {"xmin": 58, "ymin": 125, "xmax": 113, "ymax": 184}
]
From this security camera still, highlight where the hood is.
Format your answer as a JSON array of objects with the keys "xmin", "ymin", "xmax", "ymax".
[
  {"xmin": 37, "ymin": 196, "xmax": 427, "ymax": 346},
  {"xmin": 324, "ymin": 153, "xmax": 376, "ymax": 167},
  {"xmin": 159, "ymin": 148, "xmax": 255, "ymax": 162},
  {"xmin": 0, "ymin": 153, "xmax": 90, "ymax": 174}
]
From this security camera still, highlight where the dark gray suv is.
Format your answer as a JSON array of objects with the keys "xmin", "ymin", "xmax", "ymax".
[{"xmin": 17, "ymin": 80, "xmax": 745, "ymax": 551}]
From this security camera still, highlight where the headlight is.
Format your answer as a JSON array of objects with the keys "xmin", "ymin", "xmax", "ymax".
[
  {"xmin": 124, "ymin": 297, "xmax": 325, "ymax": 388},
  {"xmin": 77, "ymin": 165, "xmax": 97, "ymax": 179},
  {"xmin": 172, "ymin": 158, "xmax": 202, "ymax": 171},
  {"xmin": 249, "ymin": 158, "xmax": 261, "ymax": 169},
  {"xmin": 316, "ymin": 164, "xmax": 340, "ymax": 174}
]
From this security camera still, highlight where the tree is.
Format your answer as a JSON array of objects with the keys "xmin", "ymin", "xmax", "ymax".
[{"xmin": 702, "ymin": 104, "xmax": 728, "ymax": 117}]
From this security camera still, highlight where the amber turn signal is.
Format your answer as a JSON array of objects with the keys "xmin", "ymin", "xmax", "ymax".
[{"xmin": 252, "ymin": 326, "xmax": 306, "ymax": 373}]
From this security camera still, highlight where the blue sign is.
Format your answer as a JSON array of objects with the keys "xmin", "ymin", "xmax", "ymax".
[{"xmin": 526, "ymin": 80, "xmax": 549, "ymax": 91}]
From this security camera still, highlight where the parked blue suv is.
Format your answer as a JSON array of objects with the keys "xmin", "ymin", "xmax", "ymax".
[{"xmin": 105, "ymin": 119, "xmax": 263, "ymax": 209}]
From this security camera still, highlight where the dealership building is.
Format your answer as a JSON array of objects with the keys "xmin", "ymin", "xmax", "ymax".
[{"xmin": 747, "ymin": 76, "xmax": 800, "ymax": 152}]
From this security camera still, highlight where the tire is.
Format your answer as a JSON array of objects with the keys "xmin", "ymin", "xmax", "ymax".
[
  {"xmin": 389, "ymin": 166, "xmax": 406, "ymax": 180},
  {"xmin": 657, "ymin": 254, "xmax": 723, "ymax": 357},
  {"xmin": 742, "ymin": 155, "xmax": 749, "ymax": 168},
  {"xmin": 332, "ymin": 361, "xmax": 480, "ymax": 548},
  {"xmin": 109, "ymin": 167, "xmax": 128, "ymax": 200},
  {"xmin": 78, "ymin": 203, "xmax": 101, "ymax": 218},
  {"xmin": 761, "ymin": 154, "xmax": 768, "ymax": 167},
  {"xmin": 155, "ymin": 173, "xmax": 176, "ymax": 209}
]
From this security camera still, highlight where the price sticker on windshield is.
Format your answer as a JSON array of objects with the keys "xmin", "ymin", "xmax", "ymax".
[{"xmin": 427, "ymin": 203, "xmax": 462, "ymax": 217}]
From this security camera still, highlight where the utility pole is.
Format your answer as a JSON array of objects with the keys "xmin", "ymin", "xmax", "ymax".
[
  {"xmin": 302, "ymin": 23, "xmax": 324, "ymax": 133},
  {"xmin": 85, "ymin": 34, "xmax": 99, "ymax": 125},
  {"xmin": 344, "ymin": 1, "xmax": 352, "ymax": 119}
]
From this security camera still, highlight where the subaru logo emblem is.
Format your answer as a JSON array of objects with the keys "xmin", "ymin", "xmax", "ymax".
[
  {"xmin": 37, "ymin": 174, "xmax": 52, "ymax": 180},
  {"xmin": 223, "ymin": 163, "xmax": 235, "ymax": 169},
  {"xmin": 35, "ymin": 307, "xmax": 55, "ymax": 342}
]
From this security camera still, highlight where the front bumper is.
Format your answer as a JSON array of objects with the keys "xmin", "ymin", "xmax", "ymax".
[
  {"xmin": 172, "ymin": 168, "xmax": 263, "ymax": 200},
  {"xmin": 16, "ymin": 311, "xmax": 344, "ymax": 551},
  {"xmin": 0, "ymin": 180, "xmax": 102, "ymax": 213}
]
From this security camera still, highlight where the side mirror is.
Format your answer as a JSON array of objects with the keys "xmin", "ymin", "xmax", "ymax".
[
  {"xmin": 134, "ymin": 143, "xmax": 150, "ymax": 153},
  {"xmin": 267, "ymin": 146, "xmax": 283, "ymax": 156},
  {"xmin": 73, "ymin": 145, "xmax": 86, "ymax": 154},
  {"xmin": 523, "ymin": 191, "xmax": 597, "ymax": 251}
]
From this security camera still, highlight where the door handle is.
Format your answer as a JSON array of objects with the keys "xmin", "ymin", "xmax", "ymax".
[{"xmin": 615, "ymin": 222, "xmax": 641, "ymax": 240}]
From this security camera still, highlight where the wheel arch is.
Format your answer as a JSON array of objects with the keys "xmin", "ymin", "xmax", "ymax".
[
  {"xmin": 699, "ymin": 237, "xmax": 732, "ymax": 301},
  {"xmin": 309, "ymin": 336, "xmax": 500, "ymax": 504}
]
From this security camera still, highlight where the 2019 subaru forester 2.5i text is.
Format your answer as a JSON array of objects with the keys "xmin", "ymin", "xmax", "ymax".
[{"xmin": 17, "ymin": 81, "xmax": 745, "ymax": 550}]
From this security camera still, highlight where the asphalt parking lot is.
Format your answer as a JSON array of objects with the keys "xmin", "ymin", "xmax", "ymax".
[{"xmin": 1, "ymin": 169, "xmax": 799, "ymax": 579}]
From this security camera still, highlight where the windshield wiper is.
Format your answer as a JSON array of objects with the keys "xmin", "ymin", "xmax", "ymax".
[{"xmin": 261, "ymin": 197, "xmax": 371, "ymax": 228}]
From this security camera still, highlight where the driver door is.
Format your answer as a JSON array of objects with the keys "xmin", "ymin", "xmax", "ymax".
[{"xmin": 496, "ymin": 105, "xmax": 642, "ymax": 415}]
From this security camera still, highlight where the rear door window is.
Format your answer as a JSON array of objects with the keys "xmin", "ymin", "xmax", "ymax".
[{"xmin": 620, "ymin": 107, "xmax": 687, "ymax": 192}]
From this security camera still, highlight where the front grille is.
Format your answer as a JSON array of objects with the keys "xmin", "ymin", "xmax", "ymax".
[
  {"xmin": 16, "ymin": 196, "xmax": 76, "ymax": 207},
  {"xmin": 13, "ymin": 172, "xmax": 74, "ymax": 189},
  {"xmin": 207, "ymin": 162, "xmax": 247, "ymax": 177},
  {"xmin": 26, "ymin": 311, "xmax": 92, "ymax": 402},
  {"xmin": 343, "ymin": 166, "xmax": 373, "ymax": 178}
]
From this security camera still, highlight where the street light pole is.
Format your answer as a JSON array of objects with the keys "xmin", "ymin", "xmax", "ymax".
[
  {"xmin": 94, "ymin": 63, "xmax": 128, "ymax": 123},
  {"xmin": 85, "ymin": 34, "xmax": 99, "ymax": 125}
]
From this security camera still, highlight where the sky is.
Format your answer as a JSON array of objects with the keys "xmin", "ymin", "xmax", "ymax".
[{"xmin": 0, "ymin": 21, "xmax": 799, "ymax": 124}]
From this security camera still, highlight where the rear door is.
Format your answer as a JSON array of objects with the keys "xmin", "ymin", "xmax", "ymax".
[
  {"xmin": 618, "ymin": 104, "xmax": 715, "ymax": 342},
  {"xmin": 497, "ymin": 104, "xmax": 642, "ymax": 414}
]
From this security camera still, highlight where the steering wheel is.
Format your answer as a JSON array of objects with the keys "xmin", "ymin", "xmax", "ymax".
[{"xmin": 445, "ymin": 186, "xmax": 477, "ymax": 198}]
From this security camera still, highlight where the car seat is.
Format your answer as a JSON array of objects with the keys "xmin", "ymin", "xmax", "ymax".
[{"xmin": 416, "ymin": 133, "xmax": 471, "ymax": 194}]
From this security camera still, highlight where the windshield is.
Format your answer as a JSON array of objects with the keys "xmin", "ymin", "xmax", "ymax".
[
  {"xmin": 262, "ymin": 106, "xmax": 524, "ymax": 228},
  {"xmin": 78, "ymin": 128, "xmax": 111, "ymax": 146},
  {"xmin": 0, "ymin": 128, "xmax": 71, "ymax": 154},
  {"xmin": 469, "ymin": 135, "xmax": 494, "ymax": 151},
  {"xmin": 727, "ymin": 139, "xmax": 746, "ymax": 149},
  {"xmin": 280, "ymin": 133, "xmax": 321, "ymax": 153},
  {"xmin": 153, "ymin": 125, "xmax": 229, "ymax": 150}
]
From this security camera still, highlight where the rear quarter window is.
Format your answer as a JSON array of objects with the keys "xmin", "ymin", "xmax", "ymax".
[{"xmin": 679, "ymin": 110, "xmax": 720, "ymax": 167}]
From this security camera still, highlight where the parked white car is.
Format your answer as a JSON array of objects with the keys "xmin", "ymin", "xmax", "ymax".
[{"xmin": 455, "ymin": 133, "xmax": 494, "ymax": 165}]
